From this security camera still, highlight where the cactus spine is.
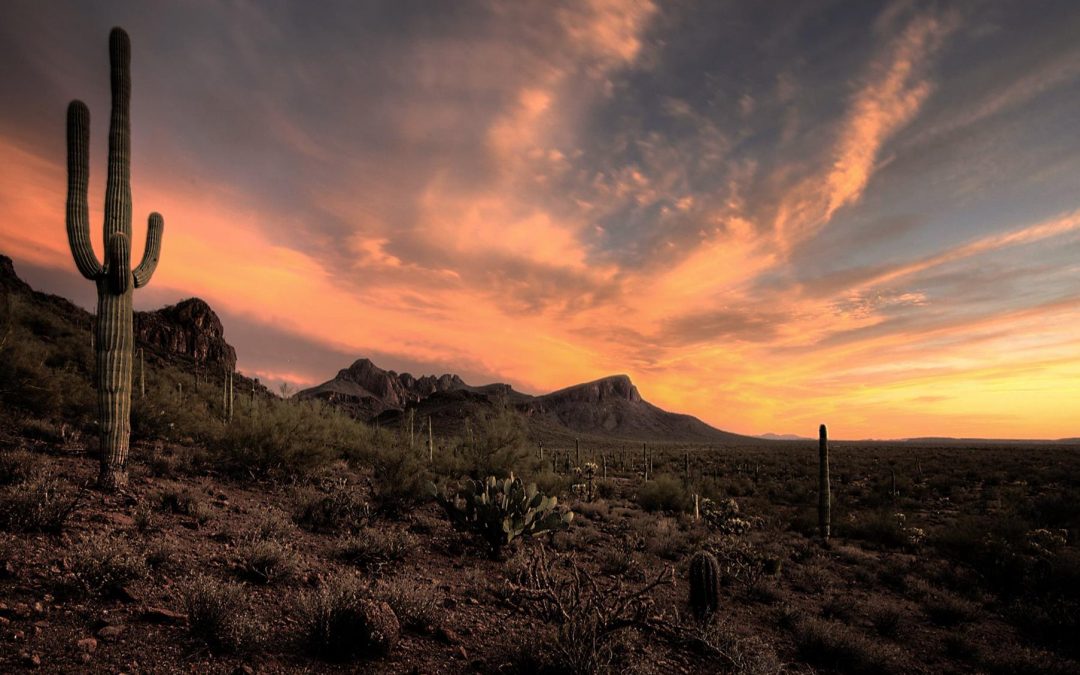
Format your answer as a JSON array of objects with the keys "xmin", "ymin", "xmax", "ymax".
[
  {"xmin": 819, "ymin": 423, "xmax": 831, "ymax": 542},
  {"xmin": 65, "ymin": 28, "xmax": 164, "ymax": 489},
  {"xmin": 688, "ymin": 550, "xmax": 720, "ymax": 619}
]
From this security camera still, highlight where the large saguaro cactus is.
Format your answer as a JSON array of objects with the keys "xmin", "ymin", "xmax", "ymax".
[{"xmin": 66, "ymin": 27, "xmax": 164, "ymax": 489}]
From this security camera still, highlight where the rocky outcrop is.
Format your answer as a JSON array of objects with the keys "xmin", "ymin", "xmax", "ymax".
[
  {"xmin": 134, "ymin": 298, "xmax": 236, "ymax": 371},
  {"xmin": 297, "ymin": 358, "xmax": 471, "ymax": 420}
]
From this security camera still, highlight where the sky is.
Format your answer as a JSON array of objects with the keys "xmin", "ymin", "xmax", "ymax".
[{"xmin": 1, "ymin": 0, "xmax": 1078, "ymax": 440}]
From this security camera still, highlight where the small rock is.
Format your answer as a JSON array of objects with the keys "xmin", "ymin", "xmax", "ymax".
[
  {"xmin": 360, "ymin": 600, "xmax": 399, "ymax": 656},
  {"xmin": 13, "ymin": 603, "xmax": 31, "ymax": 619},
  {"xmin": 143, "ymin": 607, "xmax": 186, "ymax": 624},
  {"xmin": 457, "ymin": 646, "xmax": 468, "ymax": 660},
  {"xmin": 0, "ymin": 617, "xmax": 9, "ymax": 627},
  {"xmin": 32, "ymin": 602, "xmax": 44, "ymax": 614},
  {"xmin": 436, "ymin": 627, "xmax": 461, "ymax": 645},
  {"xmin": 80, "ymin": 653, "xmax": 92, "ymax": 665},
  {"xmin": 97, "ymin": 625, "xmax": 126, "ymax": 641},
  {"xmin": 77, "ymin": 637, "xmax": 98, "ymax": 653},
  {"xmin": 11, "ymin": 629, "xmax": 26, "ymax": 641},
  {"xmin": 116, "ymin": 586, "xmax": 139, "ymax": 603}
]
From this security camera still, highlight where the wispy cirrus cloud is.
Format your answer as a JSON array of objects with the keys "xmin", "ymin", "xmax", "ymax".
[{"xmin": 1, "ymin": 0, "xmax": 1078, "ymax": 439}]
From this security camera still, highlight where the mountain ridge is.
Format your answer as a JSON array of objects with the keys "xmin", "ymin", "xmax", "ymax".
[{"xmin": 298, "ymin": 357, "xmax": 759, "ymax": 443}]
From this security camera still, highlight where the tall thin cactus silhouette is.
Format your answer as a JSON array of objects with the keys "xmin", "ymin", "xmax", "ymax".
[
  {"xmin": 818, "ymin": 423, "xmax": 831, "ymax": 542},
  {"xmin": 65, "ymin": 27, "xmax": 164, "ymax": 489}
]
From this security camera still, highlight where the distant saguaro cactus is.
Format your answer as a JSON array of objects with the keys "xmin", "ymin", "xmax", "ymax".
[
  {"xmin": 818, "ymin": 424, "xmax": 831, "ymax": 542},
  {"xmin": 65, "ymin": 27, "xmax": 164, "ymax": 489},
  {"xmin": 688, "ymin": 550, "xmax": 720, "ymax": 619}
]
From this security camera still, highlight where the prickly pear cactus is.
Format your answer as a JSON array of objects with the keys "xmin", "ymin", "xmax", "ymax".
[
  {"xmin": 688, "ymin": 550, "xmax": 720, "ymax": 619},
  {"xmin": 65, "ymin": 28, "xmax": 164, "ymax": 489},
  {"xmin": 432, "ymin": 474, "xmax": 573, "ymax": 558}
]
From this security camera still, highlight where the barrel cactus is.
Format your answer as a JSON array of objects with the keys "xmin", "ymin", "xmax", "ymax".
[
  {"xmin": 688, "ymin": 550, "xmax": 720, "ymax": 619},
  {"xmin": 65, "ymin": 27, "xmax": 164, "ymax": 489}
]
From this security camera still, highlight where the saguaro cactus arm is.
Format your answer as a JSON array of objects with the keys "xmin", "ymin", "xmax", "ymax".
[
  {"xmin": 104, "ymin": 27, "xmax": 131, "ymax": 244},
  {"xmin": 106, "ymin": 232, "xmax": 131, "ymax": 294},
  {"xmin": 133, "ymin": 213, "xmax": 164, "ymax": 287},
  {"xmin": 66, "ymin": 101, "xmax": 102, "ymax": 280}
]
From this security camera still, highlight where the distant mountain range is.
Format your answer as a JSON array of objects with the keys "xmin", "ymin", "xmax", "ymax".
[{"xmin": 297, "ymin": 357, "xmax": 761, "ymax": 444}]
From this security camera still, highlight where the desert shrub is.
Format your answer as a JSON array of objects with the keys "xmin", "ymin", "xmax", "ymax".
[
  {"xmin": 530, "ymin": 469, "xmax": 572, "ymax": 498},
  {"xmin": 0, "ymin": 312, "xmax": 94, "ymax": 423},
  {"xmin": 794, "ymin": 617, "xmax": 896, "ymax": 674},
  {"xmin": 214, "ymin": 397, "xmax": 378, "ymax": 479},
  {"xmin": 594, "ymin": 478, "xmax": 618, "ymax": 500},
  {"xmin": 292, "ymin": 482, "xmax": 369, "ymax": 533},
  {"xmin": 644, "ymin": 517, "xmax": 693, "ymax": 561},
  {"xmin": 636, "ymin": 474, "xmax": 690, "ymax": 513},
  {"xmin": 297, "ymin": 572, "xmax": 400, "ymax": 660},
  {"xmin": 20, "ymin": 418, "xmax": 64, "ymax": 444},
  {"xmin": 504, "ymin": 545, "xmax": 674, "ymax": 675},
  {"xmin": 132, "ymin": 503, "xmax": 156, "ymax": 533},
  {"xmin": 843, "ymin": 509, "xmax": 909, "ymax": 549},
  {"xmin": 180, "ymin": 575, "xmax": 259, "ymax": 652},
  {"xmin": 869, "ymin": 604, "xmax": 904, "ymax": 639},
  {"xmin": 0, "ymin": 448, "xmax": 39, "ymax": 486},
  {"xmin": 145, "ymin": 538, "xmax": 175, "ymax": 569},
  {"xmin": 153, "ymin": 483, "xmax": 214, "ymax": 525},
  {"xmin": 366, "ymin": 445, "xmax": 430, "ymax": 516},
  {"xmin": 683, "ymin": 615, "xmax": 783, "ymax": 674},
  {"xmin": 374, "ymin": 578, "xmax": 439, "ymax": 630},
  {"xmin": 456, "ymin": 404, "xmax": 528, "ymax": 477},
  {"xmin": 339, "ymin": 527, "xmax": 416, "ymax": 574},
  {"xmin": 67, "ymin": 532, "xmax": 148, "ymax": 597},
  {"xmin": 598, "ymin": 547, "xmax": 636, "ymax": 577},
  {"xmin": 247, "ymin": 507, "xmax": 296, "ymax": 541},
  {"xmin": 235, "ymin": 538, "xmax": 301, "ymax": 585},
  {"xmin": 923, "ymin": 592, "xmax": 977, "ymax": 626},
  {"xmin": 0, "ymin": 475, "xmax": 79, "ymax": 532},
  {"xmin": 821, "ymin": 594, "xmax": 858, "ymax": 622}
]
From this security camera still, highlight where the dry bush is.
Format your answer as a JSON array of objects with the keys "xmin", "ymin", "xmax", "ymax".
[
  {"xmin": 180, "ymin": 575, "xmax": 259, "ymax": 653},
  {"xmin": 793, "ymin": 616, "xmax": 897, "ymax": 674},
  {"xmin": 235, "ymin": 538, "xmax": 301, "ymax": 585},
  {"xmin": 66, "ymin": 532, "xmax": 148, "ymax": 597},
  {"xmin": 0, "ymin": 474, "xmax": 80, "ymax": 533},
  {"xmin": 504, "ymin": 544, "xmax": 674, "ymax": 675},
  {"xmin": 0, "ymin": 448, "xmax": 40, "ymax": 486},
  {"xmin": 296, "ymin": 572, "xmax": 400, "ymax": 660},
  {"xmin": 292, "ymin": 481, "xmax": 369, "ymax": 533},
  {"xmin": 373, "ymin": 577, "xmax": 439, "ymax": 630},
  {"xmin": 923, "ymin": 592, "xmax": 978, "ymax": 627},
  {"xmin": 339, "ymin": 527, "xmax": 416, "ymax": 574},
  {"xmin": 152, "ymin": 483, "xmax": 214, "ymax": 524}
]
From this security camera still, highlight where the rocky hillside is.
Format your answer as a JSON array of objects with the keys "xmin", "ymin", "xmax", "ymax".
[{"xmin": 1, "ymin": 254, "xmax": 252, "ymax": 388}]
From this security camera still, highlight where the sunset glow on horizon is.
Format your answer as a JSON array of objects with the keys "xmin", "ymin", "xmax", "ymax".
[{"xmin": 1, "ymin": 1, "xmax": 1078, "ymax": 439}]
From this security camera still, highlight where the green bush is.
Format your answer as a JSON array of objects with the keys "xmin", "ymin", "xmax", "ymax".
[{"xmin": 636, "ymin": 474, "xmax": 690, "ymax": 513}]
